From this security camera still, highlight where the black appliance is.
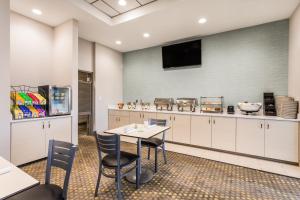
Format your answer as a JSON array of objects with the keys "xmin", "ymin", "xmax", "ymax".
[
  {"xmin": 264, "ymin": 93, "xmax": 276, "ymax": 116},
  {"xmin": 227, "ymin": 105, "xmax": 235, "ymax": 114},
  {"xmin": 162, "ymin": 39, "xmax": 202, "ymax": 68}
]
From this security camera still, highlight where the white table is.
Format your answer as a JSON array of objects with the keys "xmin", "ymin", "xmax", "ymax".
[
  {"xmin": 103, "ymin": 124, "xmax": 170, "ymax": 187},
  {"xmin": 0, "ymin": 156, "xmax": 39, "ymax": 199}
]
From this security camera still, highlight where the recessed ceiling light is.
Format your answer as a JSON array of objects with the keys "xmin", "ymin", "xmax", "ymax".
[
  {"xmin": 143, "ymin": 33, "xmax": 150, "ymax": 38},
  {"xmin": 118, "ymin": 0, "xmax": 127, "ymax": 6},
  {"xmin": 198, "ymin": 18, "xmax": 207, "ymax": 24},
  {"xmin": 32, "ymin": 9, "xmax": 42, "ymax": 15},
  {"xmin": 115, "ymin": 40, "xmax": 122, "ymax": 45}
]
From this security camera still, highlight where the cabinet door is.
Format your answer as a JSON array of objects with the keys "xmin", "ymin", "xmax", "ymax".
[
  {"xmin": 11, "ymin": 121, "xmax": 46, "ymax": 165},
  {"xmin": 142, "ymin": 112, "xmax": 157, "ymax": 122},
  {"xmin": 172, "ymin": 114, "xmax": 191, "ymax": 144},
  {"xmin": 265, "ymin": 120, "xmax": 298, "ymax": 162},
  {"xmin": 108, "ymin": 115, "xmax": 118, "ymax": 129},
  {"xmin": 129, "ymin": 111, "xmax": 143, "ymax": 124},
  {"xmin": 118, "ymin": 116, "xmax": 130, "ymax": 127},
  {"xmin": 236, "ymin": 118, "xmax": 264, "ymax": 156},
  {"xmin": 45, "ymin": 117, "xmax": 72, "ymax": 153},
  {"xmin": 212, "ymin": 117, "xmax": 236, "ymax": 152},
  {"xmin": 191, "ymin": 116, "xmax": 212, "ymax": 147},
  {"xmin": 156, "ymin": 113, "xmax": 173, "ymax": 141}
]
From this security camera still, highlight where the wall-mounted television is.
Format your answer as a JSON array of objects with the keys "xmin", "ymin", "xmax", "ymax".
[{"xmin": 162, "ymin": 39, "xmax": 202, "ymax": 69}]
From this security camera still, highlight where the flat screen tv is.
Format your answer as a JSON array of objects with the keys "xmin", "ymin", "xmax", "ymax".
[{"xmin": 162, "ymin": 39, "xmax": 202, "ymax": 68}]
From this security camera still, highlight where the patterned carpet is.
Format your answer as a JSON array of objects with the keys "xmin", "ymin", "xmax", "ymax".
[{"xmin": 21, "ymin": 135, "xmax": 300, "ymax": 200}]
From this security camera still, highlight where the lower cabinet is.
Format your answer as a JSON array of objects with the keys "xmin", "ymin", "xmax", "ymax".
[
  {"xmin": 211, "ymin": 117, "xmax": 236, "ymax": 152},
  {"xmin": 236, "ymin": 118, "xmax": 265, "ymax": 157},
  {"xmin": 265, "ymin": 120, "xmax": 298, "ymax": 162},
  {"xmin": 108, "ymin": 110, "xmax": 130, "ymax": 129},
  {"xmin": 172, "ymin": 114, "xmax": 191, "ymax": 144},
  {"xmin": 11, "ymin": 120, "xmax": 46, "ymax": 166},
  {"xmin": 45, "ymin": 117, "xmax": 72, "ymax": 153},
  {"xmin": 11, "ymin": 117, "xmax": 72, "ymax": 166},
  {"xmin": 191, "ymin": 116, "xmax": 212, "ymax": 147},
  {"xmin": 156, "ymin": 113, "xmax": 173, "ymax": 141}
]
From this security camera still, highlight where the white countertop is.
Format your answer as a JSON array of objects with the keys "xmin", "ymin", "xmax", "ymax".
[
  {"xmin": 11, "ymin": 115, "xmax": 72, "ymax": 123},
  {"xmin": 108, "ymin": 105, "xmax": 300, "ymax": 122},
  {"xmin": 0, "ymin": 156, "xmax": 39, "ymax": 199}
]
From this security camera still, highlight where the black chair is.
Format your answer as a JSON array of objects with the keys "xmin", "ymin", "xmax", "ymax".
[
  {"xmin": 8, "ymin": 140, "xmax": 76, "ymax": 200},
  {"xmin": 141, "ymin": 119, "xmax": 167, "ymax": 173},
  {"xmin": 94, "ymin": 133, "xmax": 140, "ymax": 199}
]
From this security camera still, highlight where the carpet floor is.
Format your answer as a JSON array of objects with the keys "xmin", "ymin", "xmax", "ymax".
[{"xmin": 21, "ymin": 135, "xmax": 300, "ymax": 200}]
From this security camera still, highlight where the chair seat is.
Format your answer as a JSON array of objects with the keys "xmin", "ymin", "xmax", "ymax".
[
  {"xmin": 8, "ymin": 184, "xmax": 63, "ymax": 200},
  {"xmin": 102, "ymin": 151, "xmax": 138, "ymax": 168},
  {"xmin": 141, "ymin": 138, "xmax": 163, "ymax": 147}
]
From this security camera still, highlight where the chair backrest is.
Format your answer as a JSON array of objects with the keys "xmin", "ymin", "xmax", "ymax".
[
  {"xmin": 45, "ymin": 140, "xmax": 76, "ymax": 200},
  {"xmin": 95, "ymin": 133, "xmax": 121, "ymax": 167},
  {"xmin": 148, "ymin": 119, "xmax": 167, "ymax": 126},
  {"xmin": 148, "ymin": 119, "xmax": 167, "ymax": 141}
]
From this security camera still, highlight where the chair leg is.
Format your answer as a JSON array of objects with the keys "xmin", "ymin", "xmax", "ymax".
[
  {"xmin": 154, "ymin": 147, "xmax": 158, "ymax": 173},
  {"xmin": 162, "ymin": 143, "xmax": 167, "ymax": 164},
  {"xmin": 116, "ymin": 169, "xmax": 122, "ymax": 200},
  {"xmin": 94, "ymin": 166, "xmax": 102, "ymax": 197},
  {"xmin": 147, "ymin": 146, "xmax": 151, "ymax": 160}
]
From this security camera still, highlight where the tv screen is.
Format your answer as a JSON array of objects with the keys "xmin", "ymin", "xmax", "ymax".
[{"xmin": 162, "ymin": 39, "xmax": 202, "ymax": 68}]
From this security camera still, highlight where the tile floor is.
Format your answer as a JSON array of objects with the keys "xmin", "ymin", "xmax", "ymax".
[{"xmin": 21, "ymin": 135, "xmax": 300, "ymax": 200}]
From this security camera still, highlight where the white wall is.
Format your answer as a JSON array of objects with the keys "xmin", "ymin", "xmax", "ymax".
[
  {"xmin": 289, "ymin": 4, "xmax": 300, "ymax": 118},
  {"xmin": 79, "ymin": 38, "xmax": 93, "ymax": 72},
  {"xmin": 0, "ymin": 0, "xmax": 11, "ymax": 160},
  {"xmin": 10, "ymin": 12, "xmax": 54, "ymax": 86},
  {"xmin": 53, "ymin": 20, "xmax": 79, "ymax": 145},
  {"xmin": 95, "ymin": 44, "xmax": 123, "ymax": 131}
]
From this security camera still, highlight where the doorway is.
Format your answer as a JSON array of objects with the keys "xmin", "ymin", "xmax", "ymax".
[{"xmin": 78, "ymin": 70, "xmax": 93, "ymax": 135}]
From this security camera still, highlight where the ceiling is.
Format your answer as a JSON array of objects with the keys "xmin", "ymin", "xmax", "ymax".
[
  {"xmin": 11, "ymin": 0, "xmax": 300, "ymax": 52},
  {"xmin": 85, "ymin": 0, "xmax": 157, "ymax": 18}
]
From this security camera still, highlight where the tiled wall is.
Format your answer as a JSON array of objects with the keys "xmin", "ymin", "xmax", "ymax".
[{"xmin": 123, "ymin": 20, "xmax": 289, "ymax": 106}]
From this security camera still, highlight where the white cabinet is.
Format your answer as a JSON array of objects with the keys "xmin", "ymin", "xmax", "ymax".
[
  {"xmin": 109, "ymin": 110, "xmax": 130, "ymax": 129},
  {"xmin": 191, "ymin": 116, "xmax": 212, "ymax": 147},
  {"xmin": 45, "ymin": 117, "xmax": 72, "ymax": 153},
  {"xmin": 11, "ymin": 120, "xmax": 46, "ymax": 166},
  {"xmin": 129, "ymin": 111, "xmax": 156, "ymax": 124},
  {"xmin": 236, "ymin": 118, "xmax": 265, "ymax": 157},
  {"xmin": 212, "ymin": 117, "xmax": 236, "ymax": 152},
  {"xmin": 129, "ymin": 111, "xmax": 143, "ymax": 124},
  {"xmin": 265, "ymin": 120, "xmax": 298, "ymax": 162},
  {"xmin": 156, "ymin": 113, "xmax": 173, "ymax": 141},
  {"xmin": 172, "ymin": 114, "xmax": 191, "ymax": 144},
  {"xmin": 11, "ymin": 117, "xmax": 72, "ymax": 166}
]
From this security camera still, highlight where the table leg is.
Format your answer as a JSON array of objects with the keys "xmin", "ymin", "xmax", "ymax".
[{"xmin": 126, "ymin": 138, "xmax": 154, "ymax": 185}]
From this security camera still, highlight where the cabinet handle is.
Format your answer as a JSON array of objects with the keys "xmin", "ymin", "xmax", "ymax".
[
  {"xmin": 209, "ymin": 119, "xmax": 211, "ymax": 124},
  {"xmin": 213, "ymin": 119, "xmax": 215, "ymax": 124},
  {"xmin": 139, "ymin": 113, "xmax": 141, "ymax": 118},
  {"xmin": 267, "ymin": 124, "xmax": 270, "ymax": 129},
  {"xmin": 42, "ymin": 122, "xmax": 45, "ymax": 129},
  {"xmin": 143, "ymin": 113, "xmax": 144, "ymax": 118},
  {"xmin": 173, "ymin": 116, "xmax": 175, "ymax": 121},
  {"xmin": 48, "ymin": 122, "xmax": 51, "ymax": 128},
  {"xmin": 169, "ymin": 116, "xmax": 171, "ymax": 121}
]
